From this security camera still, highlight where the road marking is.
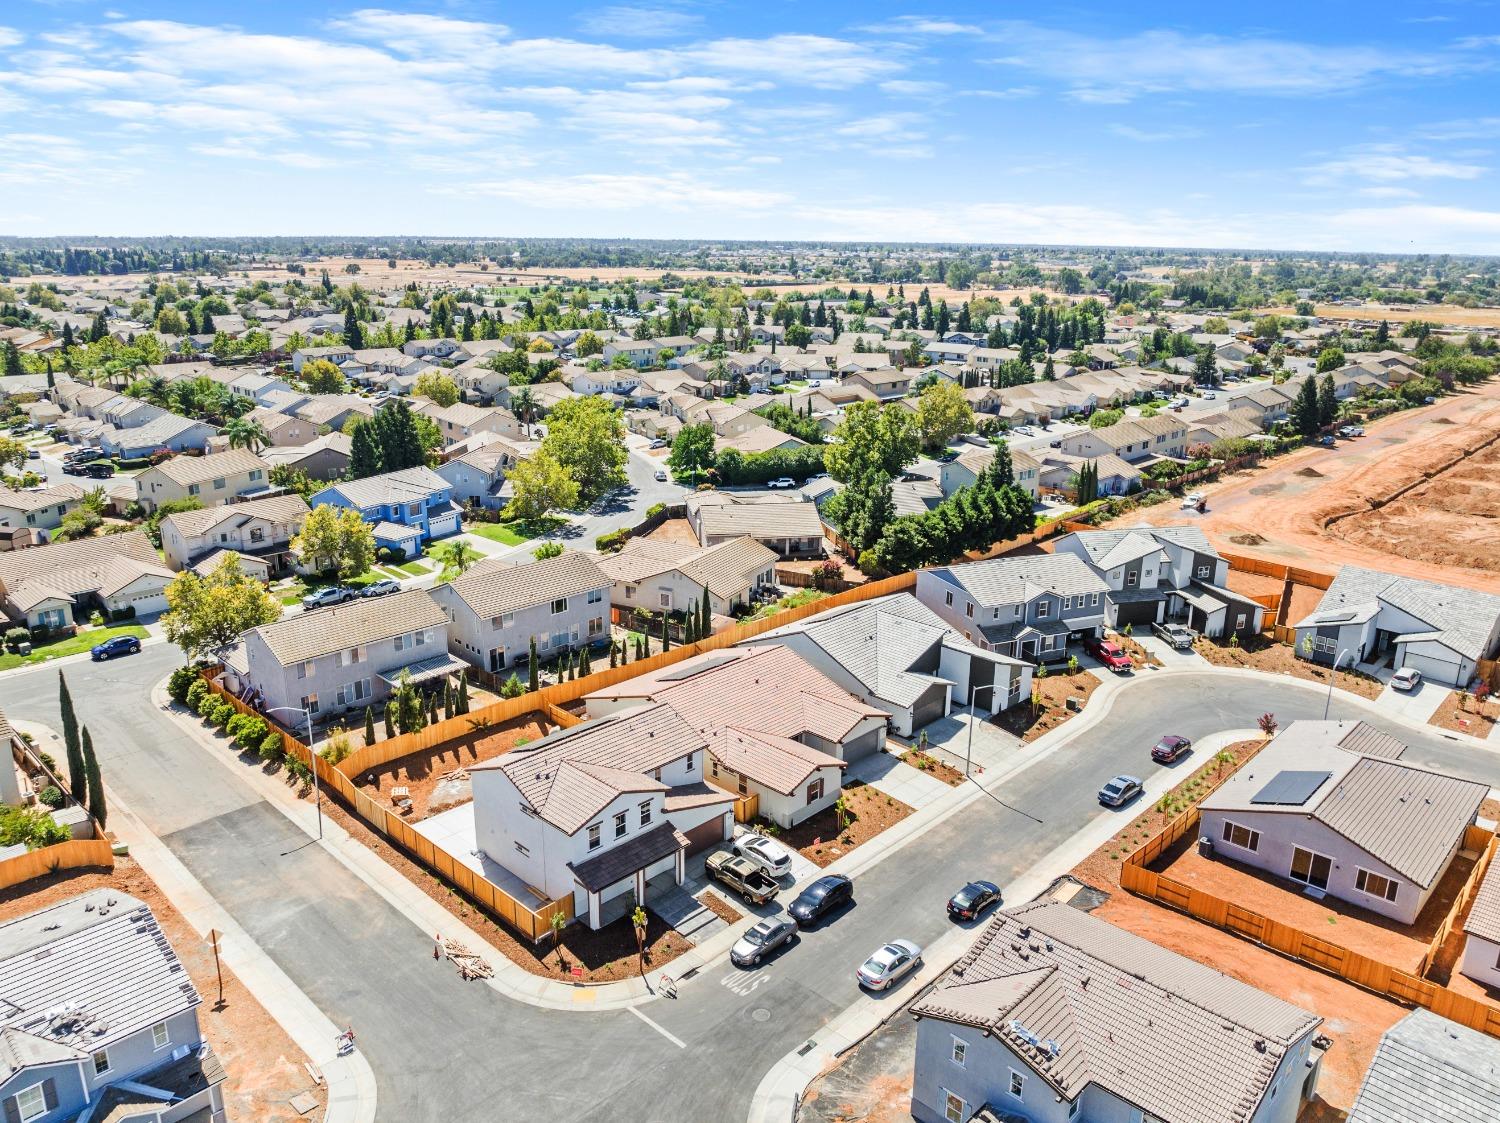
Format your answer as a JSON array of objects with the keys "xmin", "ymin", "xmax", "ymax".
[
  {"xmin": 720, "ymin": 969, "xmax": 773, "ymax": 996},
  {"xmin": 629, "ymin": 1004, "xmax": 686, "ymax": 1049}
]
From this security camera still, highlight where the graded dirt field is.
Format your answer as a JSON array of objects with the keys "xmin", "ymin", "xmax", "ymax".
[
  {"xmin": 1262, "ymin": 303, "xmax": 1500, "ymax": 329},
  {"xmin": 1134, "ymin": 378, "xmax": 1500, "ymax": 595}
]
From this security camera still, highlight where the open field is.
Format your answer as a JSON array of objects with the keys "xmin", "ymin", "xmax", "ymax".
[
  {"xmin": 1262, "ymin": 303, "xmax": 1500, "ymax": 329},
  {"xmin": 1133, "ymin": 378, "xmax": 1500, "ymax": 594}
]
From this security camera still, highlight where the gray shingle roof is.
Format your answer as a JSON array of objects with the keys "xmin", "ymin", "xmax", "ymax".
[
  {"xmin": 1296, "ymin": 565, "xmax": 1500, "ymax": 661},
  {"xmin": 931, "ymin": 552, "xmax": 1109, "ymax": 606},
  {"xmin": 1063, "ymin": 523, "xmax": 1217, "ymax": 569},
  {"xmin": 1348, "ymin": 1009, "xmax": 1500, "ymax": 1123},
  {"xmin": 1463, "ymin": 858, "xmax": 1500, "ymax": 945},
  {"xmin": 912, "ymin": 902, "xmax": 1319, "ymax": 1123},
  {"xmin": 435, "ymin": 551, "xmax": 609, "ymax": 619},
  {"xmin": 251, "ymin": 588, "xmax": 447, "ymax": 665},
  {"xmin": 162, "ymin": 493, "xmax": 308, "ymax": 540},
  {"xmin": 320, "ymin": 465, "xmax": 449, "ymax": 509},
  {"xmin": 147, "ymin": 447, "xmax": 268, "ymax": 487}
]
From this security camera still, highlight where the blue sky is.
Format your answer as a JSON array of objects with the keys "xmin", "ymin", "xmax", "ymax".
[{"xmin": 2, "ymin": 1, "xmax": 1499, "ymax": 252}]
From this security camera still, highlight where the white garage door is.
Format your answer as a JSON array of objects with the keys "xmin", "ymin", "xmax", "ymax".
[{"xmin": 1398, "ymin": 650, "xmax": 1463, "ymax": 688}]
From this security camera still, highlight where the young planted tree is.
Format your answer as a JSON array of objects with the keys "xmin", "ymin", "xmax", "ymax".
[
  {"xmin": 59, "ymin": 672, "xmax": 85, "ymax": 804},
  {"xmin": 528, "ymin": 637, "xmax": 539, "ymax": 692},
  {"xmin": 363, "ymin": 706, "xmax": 376, "ymax": 746}
]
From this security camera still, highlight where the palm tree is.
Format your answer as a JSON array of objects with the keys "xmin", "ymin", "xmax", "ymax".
[
  {"xmin": 509, "ymin": 387, "xmax": 538, "ymax": 438},
  {"xmin": 438, "ymin": 540, "xmax": 472, "ymax": 576},
  {"xmin": 135, "ymin": 374, "xmax": 171, "ymax": 407},
  {"xmin": 223, "ymin": 416, "xmax": 271, "ymax": 453}
]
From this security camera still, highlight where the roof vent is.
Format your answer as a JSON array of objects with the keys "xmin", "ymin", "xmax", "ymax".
[{"xmin": 1254, "ymin": 1039, "xmax": 1267, "ymax": 1053}]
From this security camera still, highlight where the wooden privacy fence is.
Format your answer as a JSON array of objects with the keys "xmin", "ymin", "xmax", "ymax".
[
  {"xmin": 1418, "ymin": 825, "xmax": 1499, "ymax": 977},
  {"xmin": 1219, "ymin": 551, "xmax": 1335, "ymax": 592},
  {"xmin": 0, "ymin": 839, "xmax": 114, "ymax": 890},
  {"xmin": 731, "ymin": 793, "xmax": 759, "ymax": 823},
  {"xmin": 1121, "ymin": 809, "xmax": 1500, "ymax": 1039},
  {"xmin": 1476, "ymin": 658, "xmax": 1500, "ymax": 694}
]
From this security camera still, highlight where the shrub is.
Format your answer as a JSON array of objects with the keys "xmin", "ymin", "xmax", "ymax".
[
  {"xmin": 645, "ymin": 502, "xmax": 666, "ymax": 518},
  {"xmin": 258, "ymin": 731, "xmax": 284, "ymax": 763},
  {"xmin": 3, "ymin": 627, "xmax": 28, "ymax": 649},
  {"xmin": 210, "ymin": 700, "xmax": 234, "ymax": 729},
  {"xmin": 195, "ymin": 691, "xmax": 218, "ymax": 718},
  {"xmin": 168, "ymin": 666, "xmax": 197, "ymax": 704},
  {"xmin": 185, "ymin": 679, "xmax": 209, "ymax": 710},
  {"xmin": 225, "ymin": 713, "xmax": 250, "ymax": 740},
  {"xmin": 38, "ymin": 786, "xmax": 63, "ymax": 808},
  {"xmin": 319, "ymin": 726, "xmax": 353, "ymax": 766},
  {"xmin": 236, "ymin": 716, "xmax": 268, "ymax": 748},
  {"xmin": 500, "ymin": 673, "xmax": 526, "ymax": 699},
  {"xmin": 595, "ymin": 528, "xmax": 629, "ymax": 553}
]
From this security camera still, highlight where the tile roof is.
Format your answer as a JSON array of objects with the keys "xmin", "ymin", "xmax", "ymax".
[
  {"xmin": 1296, "ymin": 565, "xmax": 1500, "ymax": 661},
  {"xmin": 1463, "ymin": 857, "xmax": 1500, "ymax": 945},
  {"xmin": 567, "ymin": 822, "xmax": 688, "ymax": 893},
  {"xmin": 1063, "ymin": 523, "xmax": 1217, "ymax": 570},
  {"xmin": 930, "ymin": 552, "xmax": 1109, "ymax": 606},
  {"xmin": 147, "ymin": 448, "xmax": 269, "ymax": 487},
  {"xmin": 0, "ymin": 529, "xmax": 169, "ymax": 606},
  {"xmin": 596, "ymin": 536, "xmax": 777, "ymax": 600},
  {"xmin": 704, "ymin": 726, "xmax": 845, "ymax": 794},
  {"xmin": 435, "ymin": 551, "xmax": 609, "ymax": 619},
  {"xmin": 162, "ymin": 493, "xmax": 309, "ymax": 540},
  {"xmin": 250, "ymin": 588, "xmax": 447, "ymax": 665},
  {"xmin": 687, "ymin": 493, "xmax": 824, "ymax": 542},
  {"xmin": 1348, "ymin": 1009, "xmax": 1500, "ymax": 1123},
  {"xmin": 913, "ymin": 903, "xmax": 1318, "ymax": 1123},
  {"xmin": 0, "ymin": 482, "xmax": 85, "ymax": 513}
]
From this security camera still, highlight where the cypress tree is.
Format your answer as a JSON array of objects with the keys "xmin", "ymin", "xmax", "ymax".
[
  {"xmin": 442, "ymin": 683, "xmax": 452, "ymax": 721},
  {"xmin": 660, "ymin": 614, "xmax": 671, "ymax": 652},
  {"xmin": 59, "ymin": 673, "xmax": 85, "ymax": 804},
  {"xmin": 580, "ymin": 646, "xmax": 592, "ymax": 676},
  {"xmin": 82, "ymin": 727, "xmax": 105, "ymax": 828},
  {"xmin": 528, "ymin": 637, "xmax": 539, "ymax": 691},
  {"xmin": 363, "ymin": 705, "xmax": 376, "ymax": 745},
  {"xmin": 384, "ymin": 703, "xmax": 395, "ymax": 738},
  {"xmin": 700, "ymin": 587, "xmax": 711, "ymax": 637},
  {"xmin": 457, "ymin": 672, "xmax": 470, "ymax": 714},
  {"xmin": 609, "ymin": 641, "xmax": 618, "ymax": 668}
]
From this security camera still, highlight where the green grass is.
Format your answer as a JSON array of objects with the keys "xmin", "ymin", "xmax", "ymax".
[
  {"xmin": 0, "ymin": 625, "xmax": 149, "ymax": 671},
  {"xmin": 393, "ymin": 559, "xmax": 430, "ymax": 576},
  {"xmin": 750, "ymin": 588, "xmax": 827, "ymax": 620},
  {"xmin": 465, "ymin": 523, "xmax": 530, "ymax": 547}
]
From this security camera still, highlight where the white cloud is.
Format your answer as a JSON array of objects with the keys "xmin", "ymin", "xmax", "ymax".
[
  {"xmin": 1111, "ymin": 124, "xmax": 1202, "ymax": 142},
  {"xmin": 1455, "ymin": 35, "xmax": 1500, "ymax": 49},
  {"xmin": 864, "ymin": 16, "xmax": 981, "ymax": 36},
  {"xmin": 328, "ymin": 9, "xmax": 511, "ymax": 55},
  {"xmin": 579, "ymin": 6, "xmax": 703, "ymax": 39},
  {"xmin": 1357, "ymin": 186, "xmax": 1420, "ymax": 198},
  {"xmin": 689, "ymin": 35, "xmax": 897, "ymax": 87},
  {"xmin": 961, "ymin": 86, "xmax": 1038, "ymax": 100},
  {"xmin": 1319, "ymin": 204, "xmax": 1500, "ymax": 251},
  {"xmin": 879, "ymin": 79, "xmax": 945, "ymax": 96},
  {"xmin": 1306, "ymin": 146, "xmax": 1486, "ymax": 183},
  {"xmin": 0, "ymin": 28, "xmax": 21, "ymax": 49},
  {"xmin": 438, "ymin": 172, "xmax": 790, "ymax": 213},
  {"xmin": 1420, "ymin": 116, "xmax": 1500, "ymax": 140}
]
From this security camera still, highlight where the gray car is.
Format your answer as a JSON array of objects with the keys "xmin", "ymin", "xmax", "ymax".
[
  {"xmin": 361, "ymin": 578, "xmax": 401, "ymax": 598},
  {"xmin": 302, "ymin": 585, "xmax": 356, "ymax": 610},
  {"xmin": 1098, "ymin": 774, "xmax": 1144, "ymax": 807},
  {"xmin": 730, "ymin": 917, "xmax": 798, "ymax": 967}
]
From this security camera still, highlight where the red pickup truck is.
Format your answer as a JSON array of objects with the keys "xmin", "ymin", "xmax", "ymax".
[{"xmin": 1084, "ymin": 636, "xmax": 1133, "ymax": 672}]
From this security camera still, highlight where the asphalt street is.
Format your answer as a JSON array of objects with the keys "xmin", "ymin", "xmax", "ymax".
[{"xmin": 1, "ymin": 647, "xmax": 1494, "ymax": 1121}]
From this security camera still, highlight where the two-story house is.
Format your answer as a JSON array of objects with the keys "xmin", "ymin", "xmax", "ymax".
[
  {"xmin": 244, "ymin": 406, "xmax": 316, "ymax": 447},
  {"xmin": 0, "ymin": 483, "xmax": 84, "ymax": 542},
  {"xmin": 433, "ymin": 438, "xmax": 535, "ymax": 510},
  {"xmin": 910, "ymin": 902, "xmax": 1322, "ymax": 1123},
  {"xmin": 310, "ymin": 466, "xmax": 462, "ymax": 554},
  {"xmin": 428, "ymin": 551, "xmax": 611, "ymax": 675},
  {"xmin": 133, "ymin": 449, "xmax": 272, "ymax": 514},
  {"xmin": 158, "ymin": 493, "xmax": 309, "ymax": 575},
  {"xmin": 938, "ymin": 445, "xmax": 1041, "ymax": 502},
  {"xmin": 596, "ymin": 536, "xmax": 777, "ymax": 621},
  {"xmin": 1054, "ymin": 523, "xmax": 1265, "ymax": 640},
  {"xmin": 915, "ymin": 554, "xmax": 1109, "ymax": 663},
  {"xmin": 401, "ymin": 337, "xmax": 461, "ymax": 360},
  {"xmin": 601, "ymin": 339, "xmax": 658, "ymax": 369},
  {"xmin": 291, "ymin": 344, "xmax": 354, "ymax": 373},
  {"xmin": 0, "ymin": 890, "xmax": 227, "ymax": 1123},
  {"xmin": 416, "ymin": 401, "xmax": 524, "ymax": 449},
  {"xmin": 1057, "ymin": 413, "xmax": 1187, "ymax": 463},
  {"xmin": 228, "ymin": 589, "xmax": 462, "ymax": 722}
]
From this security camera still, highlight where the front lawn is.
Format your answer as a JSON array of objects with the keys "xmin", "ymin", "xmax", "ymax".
[{"xmin": 0, "ymin": 625, "xmax": 150, "ymax": 671}]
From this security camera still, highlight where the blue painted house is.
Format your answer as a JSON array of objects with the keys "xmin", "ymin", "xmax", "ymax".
[{"xmin": 310, "ymin": 465, "xmax": 463, "ymax": 556}]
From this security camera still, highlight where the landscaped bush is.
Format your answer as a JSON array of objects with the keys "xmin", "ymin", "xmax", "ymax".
[
  {"xmin": 225, "ymin": 713, "xmax": 250, "ymax": 740},
  {"xmin": 645, "ymin": 502, "xmax": 666, "ymax": 518},
  {"xmin": 195, "ymin": 691, "xmax": 218, "ymax": 718},
  {"xmin": 235, "ymin": 716, "xmax": 268, "ymax": 748},
  {"xmin": 38, "ymin": 786, "xmax": 63, "ymax": 808},
  {"xmin": 258, "ymin": 730, "xmax": 284, "ymax": 763},
  {"xmin": 209, "ymin": 700, "xmax": 235, "ymax": 729},
  {"xmin": 109, "ymin": 607, "xmax": 136, "ymax": 622},
  {"xmin": 185, "ymin": 679, "xmax": 209, "ymax": 710},
  {"xmin": 3, "ymin": 627, "xmax": 29, "ymax": 650},
  {"xmin": 595, "ymin": 528, "xmax": 629, "ymax": 552},
  {"xmin": 168, "ymin": 666, "xmax": 197, "ymax": 704}
]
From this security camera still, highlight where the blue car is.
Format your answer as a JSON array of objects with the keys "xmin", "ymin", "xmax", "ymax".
[{"xmin": 91, "ymin": 635, "xmax": 142, "ymax": 661}]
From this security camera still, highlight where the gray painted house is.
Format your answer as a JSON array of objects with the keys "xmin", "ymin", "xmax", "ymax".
[
  {"xmin": 1347, "ymin": 1008, "xmax": 1500, "ymax": 1123},
  {"xmin": 911, "ymin": 902, "xmax": 1321, "ymax": 1123},
  {"xmin": 0, "ymin": 890, "xmax": 225, "ymax": 1123},
  {"xmin": 1199, "ymin": 720, "xmax": 1487, "ymax": 925},
  {"xmin": 1293, "ymin": 565, "xmax": 1500, "ymax": 688},
  {"xmin": 1054, "ymin": 523, "xmax": 1265, "ymax": 640},
  {"xmin": 916, "ymin": 554, "xmax": 1109, "ymax": 663}
]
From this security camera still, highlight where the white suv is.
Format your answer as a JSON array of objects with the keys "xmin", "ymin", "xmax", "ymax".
[{"xmin": 733, "ymin": 834, "xmax": 794, "ymax": 879}]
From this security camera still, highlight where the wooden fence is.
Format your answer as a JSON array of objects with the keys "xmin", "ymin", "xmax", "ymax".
[
  {"xmin": 1220, "ymin": 551, "xmax": 1335, "ymax": 592},
  {"xmin": 0, "ymin": 839, "xmax": 114, "ymax": 890},
  {"xmin": 1120, "ymin": 809, "xmax": 1500, "ymax": 1039},
  {"xmin": 1476, "ymin": 659, "xmax": 1500, "ymax": 694},
  {"xmin": 731, "ymin": 793, "xmax": 759, "ymax": 823},
  {"xmin": 1418, "ymin": 825, "xmax": 1499, "ymax": 977},
  {"xmin": 542, "ymin": 702, "xmax": 582, "ymax": 729}
]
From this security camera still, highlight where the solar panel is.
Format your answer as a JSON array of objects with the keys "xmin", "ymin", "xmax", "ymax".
[
  {"xmin": 1320, "ymin": 611, "xmax": 1356, "ymax": 623},
  {"xmin": 1251, "ymin": 770, "xmax": 1333, "ymax": 806},
  {"xmin": 656, "ymin": 652, "xmax": 741, "ymax": 682}
]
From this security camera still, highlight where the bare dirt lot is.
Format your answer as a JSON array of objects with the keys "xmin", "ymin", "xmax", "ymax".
[
  {"xmin": 1263, "ymin": 303, "xmax": 1500, "ymax": 329},
  {"xmin": 1134, "ymin": 379, "xmax": 1500, "ymax": 595}
]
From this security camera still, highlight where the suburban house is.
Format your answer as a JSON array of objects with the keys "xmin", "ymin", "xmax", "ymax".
[
  {"xmin": 291, "ymin": 344, "xmax": 354, "ymax": 372},
  {"xmin": 159, "ymin": 493, "xmax": 309, "ymax": 575},
  {"xmin": 0, "ymin": 483, "xmax": 84, "ymax": 542},
  {"xmin": 244, "ymin": 406, "xmax": 317, "ymax": 447},
  {"xmin": 844, "ymin": 367, "xmax": 916, "ymax": 400},
  {"xmin": 292, "ymin": 395, "xmax": 374, "ymax": 432},
  {"xmin": 602, "ymin": 339, "xmax": 657, "ymax": 368},
  {"xmin": 742, "ymin": 593, "xmax": 1032, "ymax": 734},
  {"xmin": 1460, "ymin": 856, "xmax": 1500, "ymax": 989},
  {"xmin": 433, "ymin": 438, "xmax": 534, "ymax": 510},
  {"xmin": 98, "ymin": 414, "xmax": 218, "ymax": 459},
  {"xmin": 261, "ymin": 433, "xmax": 352, "ymax": 481},
  {"xmin": 429, "ymin": 551, "xmax": 611, "ymax": 675},
  {"xmin": 685, "ymin": 492, "xmax": 825, "ymax": 557},
  {"xmin": 310, "ymin": 466, "xmax": 462, "ymax": 552},
  {"xmin": 225, "ymin": 589, "xmax": 461, "ymax": 722},
  {"xmin": 1347, "ymin": 1009, "xmax": 1500, "ymax": 1123},
  {"xmin": 469, "ymin": 703, "xmax": 736, "ymax": 928},
  {"xmin": 134, "ymin": 449, "xmax": 272, "ymax": 513},
  {"xmin": 0, "ymin": 890, "xmax": 227, "ymax": 1123},
  {"xmin": 910, "ymin": 902, "xmax": 1322, "ymax": 1123},
  {"xmin": 916, "ymin": 554, "xmax": 1110, "ymax": 663},
  {"xmin": 1199, "ymin": 720, "xmax": 1488, "ymax": 925},
  {"xmin": 1292, "ymin": 565, "xmax": 1500, "ymax": 688},
  {"xmin": 418, "ymin": 401, "xmax": 524, "ymax": 448},
  {"xmin": 1054, "ymin": 524, "xmax": 1265, "ymax": 640},
  {"xmin": 1057, "ymin": 413, "xmax": 1188, "ymax": 463},
  {"xmin": 596, "ymin": 536, "xmax": 777, "ymax": 620},
  {"xmin": 0, "ymin": 531, "xmax": 173, "ymax": 628},
  {"xmin": 938, "ymin": 444, "xmax": 1042, "ymax": 502}
]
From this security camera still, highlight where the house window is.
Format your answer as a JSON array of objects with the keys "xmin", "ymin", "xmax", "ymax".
[
  {"xmin": 1356, "ymin": 869, "xmax": 1399, "ymax": 903},
  {"xmin": 92, "ymin": 1048, "xmax": 110, "ymax": 1075},
  {"xmin": 1068, "ymin": 1099, "xmax": 1080, "ymax": 1119},
  {"xmin": 1221, "ymin": 821, "xmax": 1260, "ymax": 852},
  {"xmin": 1195, "ymin": 565, "xmax": 1210, "ymax": 579},
  {"xmin": 1126, "ymin": 570, "xmax": 1138, "ymax": 587},
  {"xmin": 640, "ymin": 801, "xmax": 652, "ymax": 827},
  {"xmin": 296, "ymin": 660, "xmax": 313, "ymax": 680},
  {"xmin": 950, "ymin": 1036, "xmax": 966, "ymax": 1066},
  {"xmin": 625, "ymin": 585, "xmax": 635, "ymax": 600},
  {"xmin": 415, "ymin": 629, "xmax": 429, "ymax": 647},
  {"xmin": 1235, "ymin": 614, "xmax": 1247, "ymax": 631},
  {"xmin": 587, "ymin": 823, "xmax": 601, "ymax": 851},
  {"xmin": 965, "ymin": 602, "xmax": 973, "ymax": 618},
  {"xmin": 614, "ymin": 811, "xmax": 628, "ymax": 839},
  {"xmin": 588, "ymin": 617, "xmax": 604, "ymax": 637},
  {"xmin": 152, "ymin": 1021, "xmax": 170, "ymax": 1049},
  {"xmin": 1009, "ymin": 1070, "xmax": 1025, "ymax": 1098},
  {"xmin": 300, "ymin": 693, "xmax": 319, "ymax": 716},
  {"xmin": 738, "ymin": 776, "xmax": 748, "ymax": 795},
  {"xmin": 15, "ymin": 1084, "xmax": 45, "ymax": 1122},
  {"xmin": 213, "ymin": 477, "xmax": 226, "ymax": 490},
  {"xmin": 944, "ymin": 591, "xmax": 953, "ymax": 607},
  {"xmin": 1091, "ymin": 592, "xmax": 1100, "ymax": 606},
  {"xmin": 551, "ymin": 598, "xmax": 568, "ymax": 615},
  {"xmin": 188, "ymin": 483, "xmax": 200, "ymax": 496},
  {"xmin": 1036, "ymin": 600, "xmax": 1050, "ymax": 619},
  {"xmin": 710, "ymin": 760, "xmax": 719, "ymax": 777},
  {"xmin": 806, "ymin": 777, "xmax": 824, "ymax": 804},
  {"xmin": 943, "ymin": 1092, "xmax": 965, "ymax": 1123},
  {"xmin": 514, "ymin": 840, "xmax": 529, "ymax": 857},
  {"xmin": 588, "ymin": 589, "xmax": 604, "ymax": 604}
]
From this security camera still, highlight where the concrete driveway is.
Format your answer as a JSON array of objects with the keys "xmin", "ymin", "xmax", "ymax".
[
  {"xmin": 914, "ymin": 709, "xmax": 1021, "ymax": 778},
  {"xmin": 1375, "ymin": 678, "xmax": 1448, "ymax": 723}
]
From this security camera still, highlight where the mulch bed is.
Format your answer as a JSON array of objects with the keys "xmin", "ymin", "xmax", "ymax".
[
  {"xmin": 1109, "ymin": 631, "xmax": 1162, "ymax": 668},
  {"xmin": 898, "ymin": 749, "xmax": 964, "ymax": 786},
  {"xmin": 1429, "ymin": 691, "xmax": 1500, "ymax": 737},
  {"xmin": 1192, "ymin": 635, "xmax": 1385, "ymax": 699},
  {"xmin": 991, "ymin": 670, "xmax": 1101, "ymax": 742},
  {"xmin": 699, "ymin": 891, "xmax": 743, "ymax": 926},
  {"xmin": 772, "ymin": 781, "xmax": 914, "ymax": 868}
]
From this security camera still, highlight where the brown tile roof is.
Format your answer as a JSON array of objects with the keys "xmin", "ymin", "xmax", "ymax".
[
  {"xmin": 705, "ymin": 726, "xmax": 845, "ymax": 795},
  {"xmin": 0, "ymin": 529, "xmax": 171, "ymax": 609},
  {"xmin": 148, "ymin": 448, "xmax": 269, "ymax": 487},
  {"xmin": 0, "ymin": 482, "xmax": 84, "ymax": 513},
  {"xmin": 162, "ymin": 493, "xmax": 309, "ymax": 539},
  {"xmin": 597, "ymin": 536, "xmax": 777, "ymax": 600},
  {"xmin": 436, "ymin": 550, "xmax": 609, "ymax": 619},
  {"xmin": 1463, "ymin": 856, "xmax": 1500, "ymax": 945},
  {"xmin": 251, "ymin": 588, "xmax": 447, "ymax": 665},
  {"xmin": 691, "ymin": 496, "xmax": 824, "ymax": 542},
  {"xmin": 912, "ymin": 903, "xmax": 1320, "ymax": 1123}
]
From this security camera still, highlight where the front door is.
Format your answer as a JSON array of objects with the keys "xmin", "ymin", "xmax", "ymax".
[{"xmin": 1290, "ymin": 847, "xmax": 1332, "ymax": 890}]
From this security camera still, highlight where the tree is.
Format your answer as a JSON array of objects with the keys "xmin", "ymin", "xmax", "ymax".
[
  {"xmin": 82, "ymin": 727, "xmax": 105, "ymax": 827},
  {"xmin": 1315, "ymin": 346, "xmax": 1345, "ymax": 373},
  {"xmin": 509, "ymin": 387, "xmax": 539, "ymax": 437},
  {"xmin": 533, "ymin": 541, "xmax": 563, "ymax": 561},
  {"xmin": 667, "ymin": 424, "xmax": 716, "ymax": 481},
  {"xmin": 162, "ymin": 555, "xmax": 282, "ymax": 662},
  {"xmin": 540, "ymin": 397, "xmax": 628, "ymax": 498},
  {"xmin": 291, "ymin": 505, "xmax": 375, "ymax": 578},
  {"xmin": 824, "ymin": 401, "xmax": 920, "ymax": 483},
  {"xmin": 349, "ymin": 421, "xmax": 382, "ymax": 479},
  {"xmin": 1088, "ymin": 408, "xmax": 1123, "ymax": 429},
  {"xmin": 223, "ymin": 415, "xmax": 270, "ymax": 453},
  {"xmin": 1317, "ymin": 374, "xmax": 1337, "ymax": 426},
  {"xmin": 437, "ymin": 540, "xmax": 473, "ymax": 576},
  {"xmin": 300, "ymin": 358, "xmax": 346, "ymax": 394},
  {"xmin": 528, "ymin": 637, "xmax": 539, "ymax": 692},
  {"xmin": 699, "ymin": 586, "xmax": 711, "ymax": 637},
  {"xmin": 1193, "ymin": 346, "xmax": 1218, "ymax": 385},
  {"xmin": 914, "ymin": 380, "xmax": 974, "ymax": 452},
  {"xmin": 59, "ymin": 673, "xmax": 85, "ymax": 804},
  {"xmin": 342, "ymin": 306, "xmax": 364, "ymax": 350},
  {"xmin": 0, "ymin": 436, "xmax": 28, "ymax": 474},
  {"xmin": 506, "ymin": 449, "xmax": 579, "ymax": 521},
  {"xmin": 1289, "ymin": 376, "xmax": 1321, "ymax": 437},
  {"xmin": 414, "ymin": 371, "xmax": 459, "ymax": 407}
]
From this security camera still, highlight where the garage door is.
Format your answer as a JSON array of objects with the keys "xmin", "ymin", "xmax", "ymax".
[
  {"xmin": 911, "ymin": 687, "xmax": 947, "ymax": 730},
  {"xmin": 1115, "ymin": 600, "xmax": 1159, "ymax": 627},
  {"xmin": 1398, "ymin": 651, "xmax": 1463, "ymax": 688},
  {"xmin": 684, "ymin": 815, "xmax": 726, "ymax": 855}
]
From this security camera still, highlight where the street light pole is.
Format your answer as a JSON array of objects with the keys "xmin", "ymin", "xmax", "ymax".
[
  {"xmin": 964, "ymin": 682, "xmax": 999, "ymax": 779},
  {"xmin": 268, "ymin": 705, "xmax": 322, "ymax": 840},
  {"xmin": 1323, "ymin": 648, "xmax": 1351, "ymax": 721}
]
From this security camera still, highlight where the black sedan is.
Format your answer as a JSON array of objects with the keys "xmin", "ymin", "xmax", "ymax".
[
  {"xmin": 788, "ymin": 874, "xmax": 852, "ymax": 927},
  {"xmin": 946, "ymin": 880, "xmax": 1003, "ymax": 921},
  {"xmin": 1151, "ymin": 734, "xmax": 1192, "ymax": 763}
]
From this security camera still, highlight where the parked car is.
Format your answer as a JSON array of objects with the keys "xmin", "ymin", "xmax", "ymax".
[
  {"xmin": 1152, "ymin": 622, "xmax": 1195, "ymax": 650},
  {"xmin": 1347, "ymin": 426, "xmax": 1365, "ymax": 437},
  {"xmin": 766, "ymin": 477, "xmax": 796, "ymax": 489},
  {"xmin": 1423, "ymin": 396, "xmax": 1437, "ymax": 405},
  {"xmin": 653, "ymin": 469, "xmax": 669, "ymax": 482},
  {"xmin": 946, "ymin": 880, "xmax": 1002, "ymax": 921},
  {"xmin": 1098, "ymin": 774, "xmax": 1144, "ymax": 807},
  {"xmin": 706, "ymin": 851, "xmax": 780, "ymax": 906},
  {"xmin": 855, "ymin": 940, "xmax": 922, "ymax": 991},
  {"xmin": 788, "ymin": 874, "xmax": 852, "ymax": 926},
  {"xmin": 64, "ymin": 448, "xmax": 104, "ymax": 464},
  {"xmin": 1083, "ymin": 636, "xmax": 1132, "ymax": 673},
  {"xmin": 734, "ymin": 833, "xmax": 794, "ymax": 879},
  {"xmin": 361, "ymin": 579, "xmax": 401, "ymax": 598},
  {"xmin": 648, "ymin": 439, "xmax": 668, "ymax": 449},
  {"xmin": 1390, "ymin": 667, "xmax": 1423, "ymax": 692},
  {"xmin": 302, "ymin": 585, "xmax": 356, "ymax": 610},
  {"xmin": 25, "ymin": 448, "xmax": 39, "ymax": 460},
  {"xmin": 1201, "ymin": 391, "xmax": 1216, "ymax": 400},
  {"xmin": 1049, "ymin": 439, "xmax": 1063, "ymax": 448},
  {"xmin": 1180, "ymin": 492, "xmax": 1204, "ymax": 510},
  {"xmin": 1151, "ymin": 734, "xmax": 1193, "ymax": 763},
  {"xmin": 61, "ymin": 461, "xmax": 87, "ymax": 476},
  {"xmin": 1318, "ymin": 434, "xmax": 1336, "ymax": 447},
  {"xmin": 729, "ymin": 917, "xmax": 797, "ymax": 967},
  {"xmin": 90, "ymin": 635, "xmax": 142, "ymax": 661},
  {"xmin": 80, "ymin": 462, "xmax": 115, "ymax": 479}
]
